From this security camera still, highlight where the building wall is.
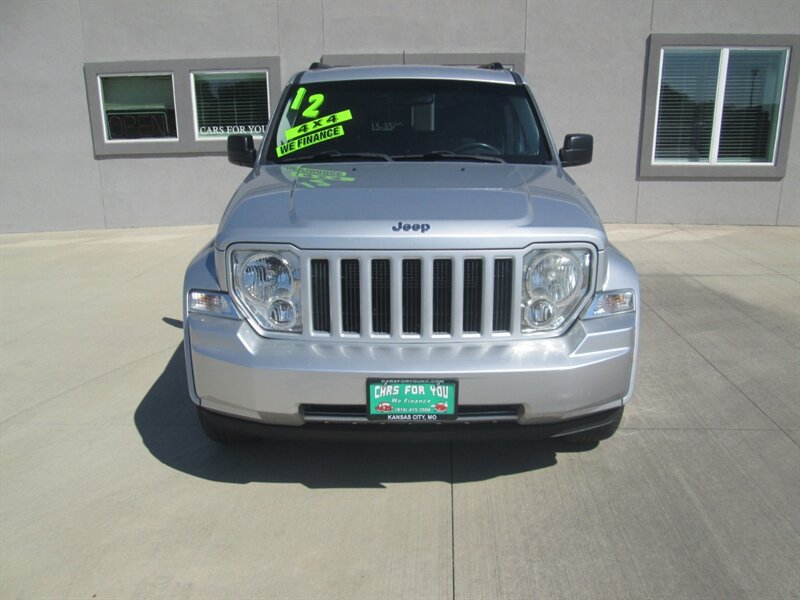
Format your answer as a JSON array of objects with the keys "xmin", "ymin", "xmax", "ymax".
[{"xmin": 1, "ymin": 0, "xmax": 798, "ymax": 233}]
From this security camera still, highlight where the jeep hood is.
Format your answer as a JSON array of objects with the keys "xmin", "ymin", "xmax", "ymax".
[{"xmin": 215, "ymin": 162, "xmax": 607, "ymax": 251}]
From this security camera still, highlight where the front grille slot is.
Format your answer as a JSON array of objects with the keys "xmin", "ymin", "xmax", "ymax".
[
  {"xmin": 402, "ymin": 259, "xmax": 422, "ymax": 334},
  {"xmin": 463, "ymin": 259, "xmax": 483, "ymax": 333},
  {"xmin": 340, "ymin": 259, "xmax": 361, "ymax": 333},
  {"xmin": 493, "ymin": 258, "xmax": 513, "ymax": 332},
  {"xmin": 301, "ymin": 403, "xmax": 523, "ymax": 423},
  {"xmin": 371, "ymin": 259, "xmax": 391, "ymax": 334},
  {"xmin": 311, "ymin": 259, "xmax": 331, "ymax": 333},
  {"xmin": 433, "ymin": 259, "xmax": 453, "ymax": 334}
]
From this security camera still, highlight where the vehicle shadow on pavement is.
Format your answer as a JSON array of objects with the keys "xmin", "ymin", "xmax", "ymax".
[{"xmin": 135, "ymin": 343, "xmax": 596, "ymax": 488}]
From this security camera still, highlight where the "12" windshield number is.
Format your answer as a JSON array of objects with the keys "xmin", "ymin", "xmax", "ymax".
[{"xmin": 290, "ymin": 87, "xmax": 325, "ymax": 118}]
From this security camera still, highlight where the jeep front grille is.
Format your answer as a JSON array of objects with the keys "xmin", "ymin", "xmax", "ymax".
[{"xmin": 308, "ymin": 252, "xmax": 519, "ymax": 340}]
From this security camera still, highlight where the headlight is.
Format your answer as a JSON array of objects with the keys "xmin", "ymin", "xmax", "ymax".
[
  {"xmin": 231, "ymin": 249, "xmax": 302, "ymax": 333},
  {"xmin": 522, "ymin": 248, "xmax": 591, "ymax": 332}
]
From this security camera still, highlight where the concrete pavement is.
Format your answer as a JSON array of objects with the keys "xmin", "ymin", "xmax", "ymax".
[{"xmin": 1, "ymin": 224, "xmax": 798, "ymax": 599}]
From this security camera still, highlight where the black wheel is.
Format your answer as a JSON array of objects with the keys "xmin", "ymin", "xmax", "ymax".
[
  {"xmin": 562, "ymin": 408, "xmax": 623, "ymax": 444},
  {"xmin": 454, "ymin": 141, "xmax": 502, "ymax": 155},
  {"xmin": 197, "ymin": 407, "xmax": 252, "ymax": 444}
]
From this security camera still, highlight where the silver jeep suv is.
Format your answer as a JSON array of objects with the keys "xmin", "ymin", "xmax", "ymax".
[{"xmin": 183, "ymin": 63, "xmax": 639, "ymax": 444}]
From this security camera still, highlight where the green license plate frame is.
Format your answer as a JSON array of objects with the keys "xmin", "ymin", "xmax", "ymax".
[{"xmin": 367, "ymin": 379, "xmax": 458, "ymax": 422}]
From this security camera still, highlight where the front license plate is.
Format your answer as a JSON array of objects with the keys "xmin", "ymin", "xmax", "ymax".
[{"xmin": 367, "ymin": 379, "xmax": 458, "ymax": 422}]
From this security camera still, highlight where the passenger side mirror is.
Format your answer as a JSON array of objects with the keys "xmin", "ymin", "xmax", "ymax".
[
  {"xmin": 227, "ymin": 134, "xmax": 256, "ymax": 167},
  {"xmin": 559, "ymin": 134, "xmax": 593, "ymax": 167}
]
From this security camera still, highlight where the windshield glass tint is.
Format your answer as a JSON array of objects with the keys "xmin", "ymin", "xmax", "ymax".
[{"xmin": 266, "ymin": 79, "xmax": 551, "ymax": 164}]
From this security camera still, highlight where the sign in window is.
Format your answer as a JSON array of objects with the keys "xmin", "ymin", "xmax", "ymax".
[
  {"xmin": 192, "ymin": 71, "xmax": 269, "ymax": 139},
  {"xmin": 100, "ymin": 74, "xmax": 177, "ymax": 141}
]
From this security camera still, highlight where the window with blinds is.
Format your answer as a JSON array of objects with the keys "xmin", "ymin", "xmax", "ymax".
[
  {"xmin": 654, "ymin": 47, "xmax": 789, "ymax": 165},
  {"xmin": 192, "ymin": 71, "xmax": 269, "ymax": 139}
]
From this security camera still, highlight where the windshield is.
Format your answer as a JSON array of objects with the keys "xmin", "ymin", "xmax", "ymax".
[{"xmin": 265, "ymin": 79, "xmax": 552, "ymax": 164}]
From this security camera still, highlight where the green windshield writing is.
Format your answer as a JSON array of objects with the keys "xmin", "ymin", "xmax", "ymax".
[
  {"xmin": 290, "ymin": 87, "xmax": 307, "ymax": 110},
  {"xmin": 289, "ymin": 87, "xmax": 326, "ymax": 118},
  {"xmin": 284, "ymin": 109, "xmax": 353, "ymax": 141},
  {"xmin": 302, "ymin": 93, "xmax": 325, "ymax": 118},
  {"xmin": 276, "ymin": 124, "xmax": 345, "ymax": 157}
]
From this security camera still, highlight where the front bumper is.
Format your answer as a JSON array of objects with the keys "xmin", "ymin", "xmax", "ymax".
[
  {"xmin": 185, "ymin": 310, "xmax": 636, "ymax": 430},
  {"xmin": 197, "ymin": 404, "xmax": 625, "ymax": 442}
]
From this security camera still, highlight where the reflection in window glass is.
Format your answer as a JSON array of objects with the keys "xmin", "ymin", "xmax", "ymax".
[
  {"xmin": 100, "ymin": 75, "xmax": 177, "ymax": 140},
  {"xmin": 719, "ymin": 50, "xmax": 787, "ymax": 163},
  {"xmin": 655, "ymin": 49, "xmax": 720, "ymax": 162},
  {"xmin": 193, "ymin": 71, "xmax": 269, "ymax": 139}
]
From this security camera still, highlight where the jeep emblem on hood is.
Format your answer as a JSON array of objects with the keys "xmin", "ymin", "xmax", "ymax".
[{"xmin": 392, "ymin": 221, "xmax": 430, "ymax": 233}]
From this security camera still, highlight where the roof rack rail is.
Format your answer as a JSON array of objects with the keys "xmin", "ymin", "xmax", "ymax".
[
  {"xmin": 308, "ymin": 62, "xmax": 333, "ymax": 70},
  {"xmin": 478, "ymin": 62, "xmax": 506, "ymax": 70}
]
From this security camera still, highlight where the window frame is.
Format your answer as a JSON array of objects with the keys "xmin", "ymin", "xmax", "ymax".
[
  {"xmin": 85, "ymin": 57, "xmax": 280, "ymax": 157},
  {"xmin": 639, "ymin": 34, "xmax": 799, "ymax": 179}
]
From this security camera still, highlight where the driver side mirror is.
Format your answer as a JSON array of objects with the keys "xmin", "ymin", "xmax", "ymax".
[
  {"xmin": 559, "ymin": 134, "xmax": 593, "ymax": 167},
  {"xmin": 228, "ymin": 134, "xmax": 256, "ymax": 167}
]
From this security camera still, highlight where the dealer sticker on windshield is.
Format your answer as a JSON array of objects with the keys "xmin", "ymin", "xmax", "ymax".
[{"xmin": 367, "ymin": 379, "xmax": 457, "ymax": 421}]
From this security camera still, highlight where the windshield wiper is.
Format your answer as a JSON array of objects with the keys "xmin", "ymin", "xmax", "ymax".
[
  {"xmin": 392, "ymin": 151, "xmax": 506, "ymax": 164},
  {"xmin": 284, "ymin": 150, "xmax": 393, "ymax": 163}
]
